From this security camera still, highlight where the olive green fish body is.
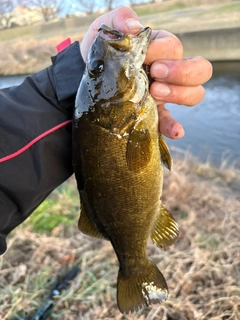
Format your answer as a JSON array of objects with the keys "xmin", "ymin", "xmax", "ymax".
[
  {"xmin": 73, "ymin": 25, "xmax": 178, "ymax": 313},
  {"xmin": 76, "ymin": 94, "xmax": 161, "ymax": 256}
]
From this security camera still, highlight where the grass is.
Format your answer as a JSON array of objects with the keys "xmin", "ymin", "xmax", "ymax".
[
  {"xmin": 133, "ymin": 1, "xmax": 187, "ymax": 16},
  {"xmin": 0, "ymin": 154, "xmax": 240, "ymax": 319},
  {"xmin": 1, "ymin": 2, "xmax": 240, "ymax": 318},
  {"xmin": 208, "ymin": 2, "xmax": 240, "ymax": 13},
  {"xmin": 1, "ymin": 1, "xmax": 240, "ymax": 75},
  {"xmin": 0, "ymin": 25, "xmax": 32, "ymax": 42},
  {"xmin": 0, "ymin": 32, "xmax": 83, "ymax": 75},
  {"xmin": 26, "ymin": 179, "xmax": 79, "ymax": 234}
]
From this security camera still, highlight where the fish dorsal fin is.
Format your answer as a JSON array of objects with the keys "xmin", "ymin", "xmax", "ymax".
[
  {"xmin": 78, "ymin": 194, "xmax": 107, "ymax": 240},
  {"xmin": 159, "ymin": 134, "xmax": 172, "ymax": 171},
  {"xmin": 126, "ymin": 127, "xmax": 152, "ymax": 172},
  {"xmin": 117, "ymin": 260, "xmax": 168, "ymax": 313},
  {"xmin": 151, "ymin": 205, "xmax": 179, "ymax": 249}
]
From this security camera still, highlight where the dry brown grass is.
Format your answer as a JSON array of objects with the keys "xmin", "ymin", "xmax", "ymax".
[
  {"xmin": 0, "ymin": 33, "xmax": 83, "ymax": 75},
  {"xmin": 0, "ymin": 153, "xmax": 239, "ymax": 320},
  {"xmin": 0, "ymin": 38, "xmax": 56, "ymax": 75},
  {"xmin": 1, "ymin": 1, "xmax": 240, "ymax": 75}
]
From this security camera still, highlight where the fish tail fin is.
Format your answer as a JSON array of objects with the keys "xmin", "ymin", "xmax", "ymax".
[{"xmin": 117, "ymin": 260, "xmax": 168, "ymax": 314}]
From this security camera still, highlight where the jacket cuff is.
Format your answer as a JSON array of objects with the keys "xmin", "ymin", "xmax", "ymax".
[{"xmin": 51, "ymin": 41, "xmax": 85, "ymax": 101}]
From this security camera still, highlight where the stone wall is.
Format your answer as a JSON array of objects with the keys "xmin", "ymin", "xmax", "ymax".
[{"xmin": 175, "ymin": 27, "xmax": 240, "ymax": 61}]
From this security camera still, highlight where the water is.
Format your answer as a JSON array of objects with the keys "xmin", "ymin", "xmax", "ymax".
[
  {"xmin": 166, "ymin": 61, "xmax": 240, "ymax": 168},
  {"xmin": 0, "ymin": 74, "xmax": 26, "ymax": 89},
  {"xmin": 0, "ymin": 61, "xmax": 240, "ymax": 167}
]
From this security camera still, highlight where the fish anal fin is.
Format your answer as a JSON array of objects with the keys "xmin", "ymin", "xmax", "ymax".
[
  {"xmin": 117, "ymin": 260, "xmax": 168, "ymax": 314},
  {"xmin": 126, "ymin": 127, "xmax": 152, "ymax": 172},
  {"xmin": 78, "ymin": 199, "xmax": 106, "ymax": 240},
  {"xmin": 151, "ymin": 205, "xmax": 179, "ymax": 249},
  {"xmin": 159, "ymin": 134, "xmax": 172, "ymax": 171}
]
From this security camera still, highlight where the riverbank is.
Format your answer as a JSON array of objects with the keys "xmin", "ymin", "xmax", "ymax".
[
  {"xmin": 1, "ymin": 1, "xmax": 240, "ymax": 75},
  {"xmin": 1, "ymin": 156, "xmax": 239, "ymax": 319}
]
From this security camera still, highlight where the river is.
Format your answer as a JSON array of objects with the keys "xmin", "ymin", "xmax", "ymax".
[
  {"xmin": 0, "ymin": 61, "xmax": 240, "ymax": 168},
  {"xmin": 166, "ymin": 61, "xmax": 240, "ymax": 168}
]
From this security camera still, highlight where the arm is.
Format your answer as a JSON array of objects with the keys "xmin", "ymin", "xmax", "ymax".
[
  {"xmin": 0, "ymin": 6, "xmax": 212, "ymax": 255},
  {"xmin": 0, "ymin": 41, "xmax": 85, "ymax": 255}
]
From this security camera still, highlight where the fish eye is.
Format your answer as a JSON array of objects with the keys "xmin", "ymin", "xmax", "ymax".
[{"xmin": 89, "ymin": 60, "xmax": 104, "ymax": 77}]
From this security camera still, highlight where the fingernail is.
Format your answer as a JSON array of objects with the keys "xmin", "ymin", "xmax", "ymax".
[
  {"xmin": 126, "ymin": 18, "xmax": 143, "ymax": 30},
  {"xmin": 156, "ymin": 83, "xmax": 171, "ymax": 97},
  {"xmin": 154, "ymin": 63, "xmax": 169, "ymax": 79}
]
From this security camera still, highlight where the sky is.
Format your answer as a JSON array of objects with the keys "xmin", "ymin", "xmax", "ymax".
[
  {"xmin": 62, "ymin": 0, "xmax": 124, "ymax": 14},
  {"xmin": 61, "ymin": 0, "xmax": 149, "ymax": 16}
]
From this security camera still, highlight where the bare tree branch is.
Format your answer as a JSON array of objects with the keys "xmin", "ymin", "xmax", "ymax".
[
  {"xmin": 22, "ymin": 0, "xmax": 64, "ymax": 21},
  {"xmin": 101, "ymin": 0, "xmax": 116, "ymax": 11},
  {"xmin": 73, "ymin": 0, "xmax": 97, "ymax": 15},
  {"xmin": 0, "ymin": 0, "xmax": 14, "ymax": 29}
]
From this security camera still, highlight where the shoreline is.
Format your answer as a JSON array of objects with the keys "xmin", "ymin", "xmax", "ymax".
[
  {"xmin": 1, "ymin": 1, "xmax": 240, "ymax": 75},
  {"xmin": 1, "ymin": 25, "xmax": 240, "ymax": 76}
]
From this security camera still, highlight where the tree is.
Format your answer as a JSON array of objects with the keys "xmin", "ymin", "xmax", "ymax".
[
  {"xmin": 128, "ymin": 0, "xmax": 139, "ymax": 6},
  {"xmin": 74, "ymin": 0, "xmax": 97, "ymax": 15},
  {"xmin": 23, "ymin": 0, "xmax": 64, "ymax": 22},
  {"xmin": 0, "ymin": 0, "xmax": 14, "ymax": 29},
  {"xmin": 101, "ymin": 0, "xmax": 118, "ymax": 11}
]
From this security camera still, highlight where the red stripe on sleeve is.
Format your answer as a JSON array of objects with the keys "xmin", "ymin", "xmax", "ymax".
[{"xmin": 0, "ymin": 120, "xmax": 72, "ymax": 163}]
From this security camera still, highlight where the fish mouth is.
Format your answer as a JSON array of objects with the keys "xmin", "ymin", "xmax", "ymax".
[
  {"xmin": 136, "ymin": 26, "xmax": 152, "ymax": 41},
  {"xmin": 98, "ymin": 24, "xmax": 126, "ymax": 40},
  {"xmin": 98, "ymin": 24, "xmax": 151, "ymax": 43}
]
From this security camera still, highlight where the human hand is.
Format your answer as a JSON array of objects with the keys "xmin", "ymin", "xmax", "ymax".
[{"xmin": 80, "ymin": 6, "xmax": 212, "ymax": 139}]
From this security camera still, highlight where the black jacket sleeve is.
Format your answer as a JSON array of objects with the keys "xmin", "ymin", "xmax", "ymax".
[{"xmin": 0, "ymin": 41, "xmax": 85, "ymax": 255}]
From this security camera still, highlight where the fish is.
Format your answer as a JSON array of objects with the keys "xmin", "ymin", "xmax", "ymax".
[{"xmin": 72, "ymin": 24, "xmax": 179, "ymax": 313}]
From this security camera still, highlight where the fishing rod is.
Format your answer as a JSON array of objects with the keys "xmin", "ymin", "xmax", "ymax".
[{"xmin": 10, "ymin": 266, "xmax": 79, "ymax": 320}]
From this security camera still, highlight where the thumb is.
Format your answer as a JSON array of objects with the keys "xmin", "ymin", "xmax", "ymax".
[{"xmin": 80, "ymin": 6, "xmax": 143, "ymax": 61}]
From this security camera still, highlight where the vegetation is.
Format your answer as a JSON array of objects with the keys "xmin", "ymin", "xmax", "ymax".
[
  {"xmin": 208, "ymin": 1, "xmax": 240, "ymax": 13},
  {"xmin": 0, "ymin": 1, "xmax": 239, "ymax": 319},
  {"xmin": 0, "ymin": 153, "xmax": 240, "ymax": 319},
  {"xmin": 0, "ymin": 0, "xmax": 14, "ymax": 29},
  {"xmin": 1, "ymin": 1, "xmax": 240, "ymax": 75},
  {"xmin": 1, "ymin": 0, "xmax": 148, "ymax": 29},
  {"xmin": 0, "ymin": 0, "xmax": 62, "ymax": 29},
  {"xmin": 134, "ymin": 1, "xmax": 187, "ymax": 16}
]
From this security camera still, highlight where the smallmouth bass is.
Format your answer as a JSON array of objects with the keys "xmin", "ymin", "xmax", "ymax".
[{"xmin": 73, "ymin": 24, "xmax": 179, "ymax": 313}]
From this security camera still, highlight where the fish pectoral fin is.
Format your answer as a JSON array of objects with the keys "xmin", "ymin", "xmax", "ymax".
[
  {"xmin": 117, "ymin": 260, "xmax": 168, "ymax": 314},
  {"xmin": 126, "ymin": 127, "xmax": 152, "ymax": 172},
  {"xmin": 78, "ymin": 201, "xmax": 107, "ymax": 240},
  {"xmin": 151, "ymin": 205, "xmax": 179, "ymax": 249},
  {"xmin": 159, "ymin": 134, "xmax": 172, "ymax": 171}
]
